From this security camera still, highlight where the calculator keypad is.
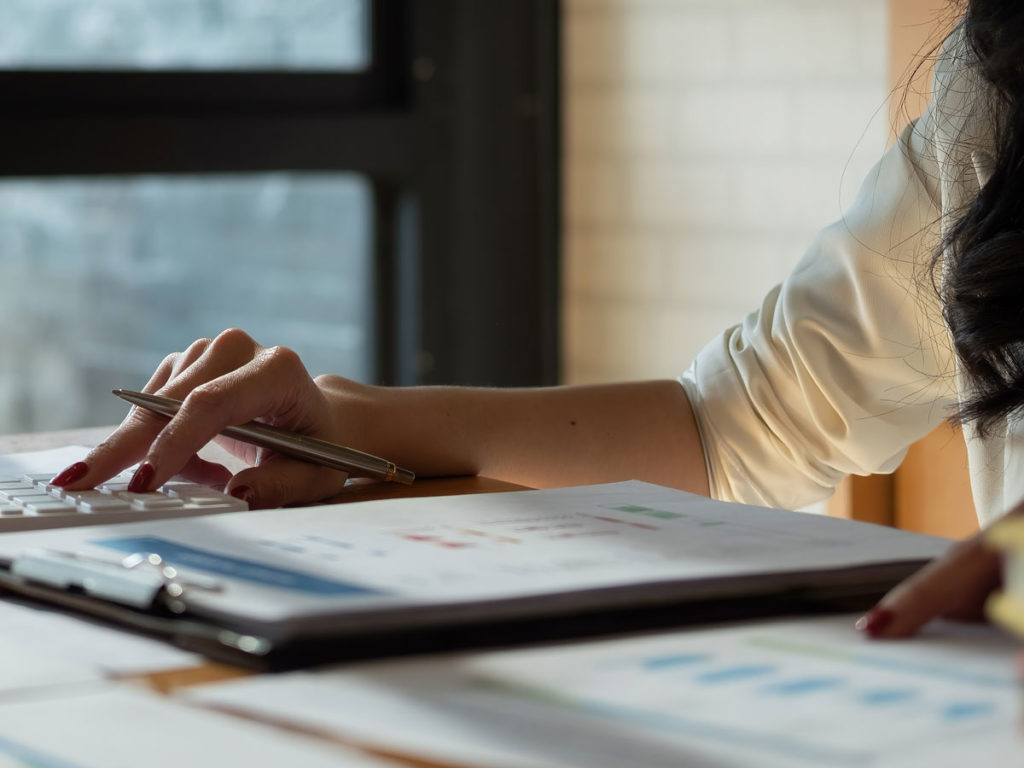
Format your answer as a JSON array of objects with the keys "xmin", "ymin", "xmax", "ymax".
[{"xmin": 0, "ymin": 472, "xmax": 249, "ymax": 531}]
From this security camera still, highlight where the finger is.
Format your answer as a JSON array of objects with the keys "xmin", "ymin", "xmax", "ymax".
[
  {"xmin": 174, "ymin": 454, "xmax": 234, "ymax": 488},
  {"xmin": 856, "ymin": 533, "xmax": 1002, "ymax": 639},
  {"xmin": 155, "ymin": 330, "xmax": 260, "ymax": 401},
  {"xmin": 94, "ymin": 330, "xmax": 263, "ymax": 492},
  {"xmin": 56, "ymin": 333, "xmax": 257, "ymax": 492},
  {"xmin": 142, "ymin": 337, "xmax": 213, "ymax": 395},
  {"xmin": 54, "ymin": 351, "xmax": 182, "ymax": 490},
  {"xmin": 226, "ymin": 453, "xmax": 349, "ymax": 510},
  {"xmin": 133, "ymin": 345, "xmax": 322, "ymax": 493}
]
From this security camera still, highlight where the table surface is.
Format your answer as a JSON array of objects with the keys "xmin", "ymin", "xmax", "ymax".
[{"xmin": 0, "ymin": 426, "xmax": 527, "ymax": 768}]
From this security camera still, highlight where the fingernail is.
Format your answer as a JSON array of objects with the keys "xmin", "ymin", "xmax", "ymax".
[
  {"xmin": 229, "ymin": 485, "xmax": 253, "ymax": 506},
  {"xmin": 127, "ymin": 462, "xmax": 156, "ymax": 493},
  {"xmin": 855, "ymin": 607, "xmax": 895, "ymax": 638},
  {"xmin": 51, "ymin": 462, "xmax": 89, "ymax": 487}
]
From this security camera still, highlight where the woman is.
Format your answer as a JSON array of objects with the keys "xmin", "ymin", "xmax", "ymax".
[{"xmin": 51, "ymin": 1, "xmax": 1022, "ymax": 638}]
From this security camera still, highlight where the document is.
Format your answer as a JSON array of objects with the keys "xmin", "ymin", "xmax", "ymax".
[
  {"xmin": 0, "ymin": 599, "xmax": 201, "ymax": 677},
  {"xmin": 187, "ymin": 616, "xmax": 1024, "ymax": 768},
  {"xmin": 0, "ymin": 445, "xmax": 91, "ymax": 479},
  {"xmin": 0, "ymin": 630, "xmax": 101, "ymax": 697},
  {"xmin": 0, "ymin": 685, "xmax": 400, "ymax": 768},
  {"xmin": 0, "ymin": 481, "xmax": 951, "ymax": 666},
  {"xmin": 466, "ymin": 615, "xmax": 1024, "ymax": 768}
]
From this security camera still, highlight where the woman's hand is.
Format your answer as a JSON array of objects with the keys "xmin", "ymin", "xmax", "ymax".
[
  {"xmin": 50, "ymin": 329, "xmax": 374, "ymax": 509},
  {"xmin": 856, "ymin": 506, "xmax": 1020, "ymax": 638}
]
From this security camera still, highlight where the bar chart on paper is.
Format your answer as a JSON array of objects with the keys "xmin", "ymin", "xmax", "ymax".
[{"xmin": 468, "ymin": 616, "xmax": 1024, "ymax": 767}]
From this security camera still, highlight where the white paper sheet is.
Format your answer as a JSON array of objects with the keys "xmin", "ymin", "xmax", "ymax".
[
  {"xmin": 187, "ymin": 616, "xmax": 1024, "ymax": 768},
  {"xmin": 0, "ymin": 481, "xmax": 952, "ymax": 628},
  {"xmin": 0, "ymin": 446, "xmax": 92, "ymax": 480},
  {"xmin": 0, "ymin": 633, "xmax": 100, "ymax": 698},
  {"xmin": 0, "ymin": 685, "xmax": 400, "ymax": 768},
  {"xmin": 187, "ymin": 660, "xmax": 589, "ymax": 768},
  {"xmin": 0, "ymin": 599, "xmax": 201, "ymax": 677}
]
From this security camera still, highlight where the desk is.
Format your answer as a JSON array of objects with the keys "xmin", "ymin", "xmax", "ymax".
[
  {"xmin": 5, "ymin": 430, "xmax": 1015, "ymax": 768},
  {"xmin": 0, "ymin": 426, "xmax": 526, "ymax": 768}
]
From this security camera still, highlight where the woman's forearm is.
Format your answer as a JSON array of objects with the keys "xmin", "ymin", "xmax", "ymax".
[{"xmin": 354, "ymin": 379, "xmax": 710, "ymax": 494}]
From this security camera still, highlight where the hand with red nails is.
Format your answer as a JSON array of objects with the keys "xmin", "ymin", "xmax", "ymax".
[
  {"xmin": 49, "ymin": 329, "xmax": 378, "ymax": 509},
  {"xmin": 856, "ymin": 506, "xmax": 1022, "ymax": 639},
  {"xmin": 48, "ymin": 329, "xmax": 711, "ymax": 509}
]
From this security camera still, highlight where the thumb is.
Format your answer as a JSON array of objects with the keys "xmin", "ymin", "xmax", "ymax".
[{"xmin": 226, "ymin": 453, "xmax": 349, "ymax": 509}]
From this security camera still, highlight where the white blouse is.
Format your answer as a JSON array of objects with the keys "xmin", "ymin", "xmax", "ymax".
[{"xmin": 680, "ymin": 27, "xmax": 1019, "ymax": 527}]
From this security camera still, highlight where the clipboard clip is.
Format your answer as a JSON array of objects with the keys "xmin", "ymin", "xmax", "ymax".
[{"xmin": 10, "ymin": 549, "xmax": 222, "ymax": 613}]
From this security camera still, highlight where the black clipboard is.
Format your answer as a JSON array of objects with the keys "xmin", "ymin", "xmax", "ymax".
[{"xmin": 0, "ymin": 546, "xmax": 928, "ymax": 671}]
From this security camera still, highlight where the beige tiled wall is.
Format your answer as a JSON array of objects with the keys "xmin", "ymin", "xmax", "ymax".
[{"xmin": 562, "ymin": 0, "xmax": 891, "ymax": 385}]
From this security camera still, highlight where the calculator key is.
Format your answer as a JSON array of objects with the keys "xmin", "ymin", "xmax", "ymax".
[
  {"xmin": 6, "ymin": 492, "xmax": 55, "ymax": 505},
  {"xmin": 184, "ymin": 494, "xmax": 233, "ymax": 506},
  {"xmin": 0, "ymin": 486, "xmax": 35, "ymax": 501},
  {"xmin": 181, "ymin": 502, "xmax": 247, "ymax": 513},
  {"xmin": 78, "ymin": 498, "xmax": 133, "ymax": 514},
  {"xmin": 61, "ymin": 490, "xmax": 111, "ymax": 503},
  {"xmin": 166, "ymin": 485, "xmax": 227, "ymax": 499},
  {"xmin": 0, "ymin": 480, "xmax": 34, "ymax": 490},
  {"xmin": 23, "ymin": 501, "xmax": 78, "ymax": 515},
  {"xmin": 118, "ymin": 491, "xmax": 177, "ymax": 503},
  {"xmin": 161, "ymin": 482, "xmax": 201, "ymax": 497},
  {"xmin": 129, "ymin": 496, "xmax": 185, "ymax": 512},
  {"xmin": 96, "ymin": 482, "xmax": 132, "ymax": 494}
]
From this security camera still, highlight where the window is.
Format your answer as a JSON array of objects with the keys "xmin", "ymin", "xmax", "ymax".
[
  {"xmin": 0, "ymin": 1, "xmax": 559, "ymax": 433},
  {"xmin": 0, "ymin": 174, "xmax": 371, "ymax": 429},
  {"xmin": 0, "ymin": 0, "xmax": 370, "ymax": 70}
]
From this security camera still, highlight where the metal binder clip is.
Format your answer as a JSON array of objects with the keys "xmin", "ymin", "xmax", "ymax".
[
  {"xmin": 119, "ymin": 552, "xmax": 222, "ymax": 614},
  {"xmin": 10, "ymin": 549, "xmax": 221, "ymax": 613}
]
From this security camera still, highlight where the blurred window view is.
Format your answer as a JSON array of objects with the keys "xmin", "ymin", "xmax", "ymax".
[
  {"xmin": 0, "ymin": 2, "xmax": 557, "ymax": 434},
  {"xmin": 0, "ymin": 175, "xmax": 372, "ymax": 432},
  {"xmin": 0, "ymin": 0, "xmax": 374, "ymax": 433},
  {"xmin": 0, "ymin": 0, "xmax": 369, "ymax": 70}
]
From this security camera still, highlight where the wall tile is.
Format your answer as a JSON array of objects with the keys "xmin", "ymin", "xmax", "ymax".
[{"xmin": 562, "ymin": 0, "xmax": 890, "ymax": 386}]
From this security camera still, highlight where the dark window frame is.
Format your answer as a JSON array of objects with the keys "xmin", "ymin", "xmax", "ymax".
[{"xmin": 0, "ymin": 0, "xmax": 560, "ymax": 388}]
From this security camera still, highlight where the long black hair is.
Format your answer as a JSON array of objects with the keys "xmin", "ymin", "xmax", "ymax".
[{"xmin": 941, "ymin": 0, "xmax": 1024, "ymax": 434}]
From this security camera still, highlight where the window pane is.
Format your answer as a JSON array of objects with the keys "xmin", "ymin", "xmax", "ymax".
[
  {"xmin": 0, "ymin": 0, "xmax": 369, "ymax": 71},
  {"xmin": 0, "ymin": 173, "xmax": 373, "ymax": 432}
]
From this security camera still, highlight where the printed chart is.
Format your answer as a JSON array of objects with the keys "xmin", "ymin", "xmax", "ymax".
[{"xmin": 469, "ymin": 616, "xmax": 1022, "ymax": 767}]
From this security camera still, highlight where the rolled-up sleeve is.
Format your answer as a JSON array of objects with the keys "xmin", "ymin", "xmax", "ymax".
[{"xmin": 680, "ymin": 113, "xmax": 957, "ymax": 510}]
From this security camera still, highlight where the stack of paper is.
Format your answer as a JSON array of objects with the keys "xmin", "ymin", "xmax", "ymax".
[{"xmin": 186, "ymin": 615, "xmax": 1024, "ymax": 768}]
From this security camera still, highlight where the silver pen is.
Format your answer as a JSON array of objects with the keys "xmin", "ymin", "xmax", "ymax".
[{"xmin": 112, "ymin": 389, "xmax": 415, "ymax": 485}]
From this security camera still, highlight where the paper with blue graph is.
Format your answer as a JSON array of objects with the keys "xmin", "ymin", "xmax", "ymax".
[{"xmin": 466, "ymin": 615, "xmax": 1023, "ymax": 767}]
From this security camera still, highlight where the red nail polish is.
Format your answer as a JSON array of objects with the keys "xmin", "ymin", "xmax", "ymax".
[
  {"xmin": 229, "ymin": 485, "xmax": 253, "ymax": 507},
  {"xmin": 51, "ymin": 462, "xmax": 89, "ymax": 487},
  {"xmin": 127, "ymin": 462, "xmax": 156, "ymax": 493},
  {"xmin": 856, "ymin": 607, "xmax": 895, "ymax": 638}
]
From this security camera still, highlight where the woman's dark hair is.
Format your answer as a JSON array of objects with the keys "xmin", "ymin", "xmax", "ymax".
[{"xmin": 941, "ymin": 0, "xmax": 1024, "ymax": 434}]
